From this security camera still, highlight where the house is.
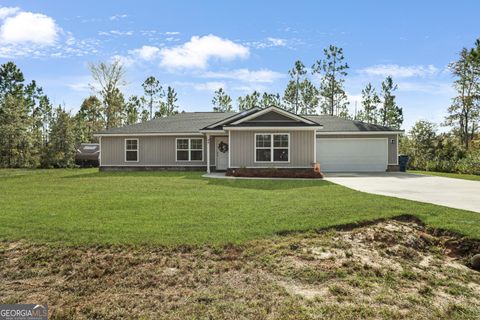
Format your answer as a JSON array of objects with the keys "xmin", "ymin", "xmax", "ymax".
[
  {"xmin": 94, "ymin": 106, "xmax": 403, "ymax": 173},
  {"xmin": 75, "ymin": 143, "xmax": 100, "ymax": 167}
]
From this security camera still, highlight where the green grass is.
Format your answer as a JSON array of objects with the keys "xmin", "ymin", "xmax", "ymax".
[
  {"xmin": 409, "ymin": 170, "xmax": 480, "ymax": 182},
  {"xmin": 0, "ymin": 169, "xmax": 479, "ymax": 245}
]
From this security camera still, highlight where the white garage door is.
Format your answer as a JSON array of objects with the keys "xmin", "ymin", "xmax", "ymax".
[{"xmin": 316, "ymin": 138, "xmax": 388, "ymax": 172}]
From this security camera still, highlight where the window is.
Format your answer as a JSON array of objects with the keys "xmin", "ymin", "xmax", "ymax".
[
  {"xmin": 176, "ymin": 138, "xmax": 203, "ymax": 161},
  {"xmin": 176, "ymin": 139, "xmax": 189, "ymax": 161},
  {"xmin": 125, "ymin": 139, "xmax": 138, "ymax": 162},
  {"xmin": 255, "ymin": 133, "xmax": 289, "ymax": 162}
]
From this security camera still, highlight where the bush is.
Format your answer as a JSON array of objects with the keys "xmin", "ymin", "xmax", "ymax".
[
  {"xmin": 226, "ymin": 167, "xmax": 323, "ymax": 179},
  {"xmin": 455, "ymin": 149, "xmax": 480, "ymax": 175},
  {"xmin": 425, "ymin": 160, "xmax": 456, "ymax": 173}
]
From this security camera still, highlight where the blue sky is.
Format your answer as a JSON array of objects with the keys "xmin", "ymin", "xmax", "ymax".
[{"xmin": 0, "ymin": 0, "xmax": 479, "ymax": 129}]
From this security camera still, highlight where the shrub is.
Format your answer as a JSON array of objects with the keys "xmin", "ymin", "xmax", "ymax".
[
  {"xmin": 455, "ymin": 149, "xmax": 480, "ymax": 175},
  {"xmin": 425, "ymin": 159, "xmax": 456, "ymax": 173},
  {"xmin": 226, "ymin": 167, "xmax": 323, "ymax": 179}
]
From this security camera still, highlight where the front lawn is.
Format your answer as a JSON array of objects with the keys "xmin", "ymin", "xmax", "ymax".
[
  {"xmin": 409, "ymin": 170, "xmax": 480, "ymax": 182},
  {"xmin": 0, "ymin": 169, "xmax": 479, "ymax": 245}
]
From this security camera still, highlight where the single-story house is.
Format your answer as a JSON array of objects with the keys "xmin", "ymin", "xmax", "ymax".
[{"xmin": 94, "ymin": 106, "xmax": 403, "ymax": 173}]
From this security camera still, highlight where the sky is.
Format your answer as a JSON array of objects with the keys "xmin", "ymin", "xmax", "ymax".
[{"xmin": 0, "ymin": 0, "xmax": 479, "ymax": 130}]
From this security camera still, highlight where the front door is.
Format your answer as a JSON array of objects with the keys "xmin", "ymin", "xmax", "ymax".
[{"xmin": 215, "ymin": 137, "xmax": 229, "ymax": 170}]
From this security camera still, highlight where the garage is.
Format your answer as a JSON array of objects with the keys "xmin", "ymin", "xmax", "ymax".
[{"xmin": 316, "ymin": 138, "xmax": 388, "ymax": 172}]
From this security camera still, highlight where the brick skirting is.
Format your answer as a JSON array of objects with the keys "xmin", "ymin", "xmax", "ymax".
[{"xmin": 226, "ymin": 167, "xmax": 323, "ymax": 178}]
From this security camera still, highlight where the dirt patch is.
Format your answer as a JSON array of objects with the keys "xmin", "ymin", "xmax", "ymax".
[{"xmin": 1, "ymin": 219, "xmax": 479, "ymax": 319}]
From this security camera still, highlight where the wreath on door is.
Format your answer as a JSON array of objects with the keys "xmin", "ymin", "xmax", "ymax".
[{"xmin": 218, "ymin": 141, "xmax": 229, "ymax": 153}]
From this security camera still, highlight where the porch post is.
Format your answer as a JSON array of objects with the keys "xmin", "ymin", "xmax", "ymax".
[
  {"xmin": 228, "ymin": 130, "xmax": 231, "ymax": 169},
  {"xmin": 206, "ymin": 133, "xmax": 211, "ymax": 173}
]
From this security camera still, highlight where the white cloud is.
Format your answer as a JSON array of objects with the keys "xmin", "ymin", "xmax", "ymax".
[
  {"xmin": 246, "ymin": 37, "xmax": 290, "ymax": 49},
  {"xmin": 159, "ymin": 34, "xmax": 249, "ymax": 69},
  {"xmin": 0, "ymin": 11, "xmax": 59, "ymax": 45},
  {"xmin": 193, "ymin": 81, "xmax": 226, "ymax": 91},
  {"xmin": 267, "ymin": 37, "xmax": 287, "ymax": 47},
  {"xmin": 346, "ymin": 92, "xmax": 362, "ymax": 105},
  {"xmin": 67, "ymin": 82, "xmax": 90, "ymax": 92},
  {"xmin": 396, "ymin": 81, "xmax": 455, "ymax": 96},
  {"xmin": 111, "ymin": 54, "xmax": 135, "ymax": 67},
  {"xmin": 0, "ymin": 8, "xmax": 100, "ymax": 58},
  {"xmin": 0, "ymin": 7, "xmax": 19, "ymax": 19},
  {"xmin": 165, "ymin": 31, "xmax": 180, "ymax": 35},
  {"xmin": 174, "ymin": 81, "xmax": 226, "ymax": 92},
  {"xmin": 129, "ymin": 45, "xmax": 160, "ymax": 61},
  {"xmin": 203, "ymin": 68, "xmax": 284, "ymax": 83},
  {"xmin": 231, "ymin": 84, "xmax": 268, "ymax": 93},
  {"xmin": 358, "ymin": 64, "xmax": 439, "ymax": 78},
  {"xmin": 109, "ymin": 14, "xmax": 127, "ymax": 21},
  {"xmin": 99, "ymin": 30, "xmax": 133, "ymax": 36}
]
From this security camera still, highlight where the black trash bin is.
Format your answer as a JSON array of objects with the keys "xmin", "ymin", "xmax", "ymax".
[{"xmin": 398, "ymin": 155, "xmax": 409, "ymax": 172}]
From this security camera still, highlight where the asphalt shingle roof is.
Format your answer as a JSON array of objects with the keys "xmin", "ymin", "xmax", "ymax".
[
  {"xmin": 97, "ymin": 112, "xmax": 236, "ymax": 134},
  {"xmin": 306, "ymin": 115, "xmax": 400, "ymax": 132},
  {"xmin": 97, "ymin": 111, "xmax": 400, "ymax": 134}
]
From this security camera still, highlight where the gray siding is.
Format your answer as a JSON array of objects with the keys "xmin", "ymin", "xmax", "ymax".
[
  {"xmin": 230, "ymin": 130, "xmax": 315, "ymax": 168},
  {"xmin": 207, "ymin": 135, "xmax": 229, "ymax": 166},
  {"xmin": 245, "ymin": 111, "xmax": 297, "ymax": 122},
  {"xmin": 100, "ymin": 135, "xmax": 207, "ymax": 166},
  {"xmin": 316, "ymin": 133, "xmax": 398, "ymax": 164}
]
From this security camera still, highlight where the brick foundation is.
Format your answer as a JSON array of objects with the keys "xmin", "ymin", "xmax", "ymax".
[
  {"xmin": 226, "ymin": 167, "xmax": 323, "ymax": 179},
  {"xmin": 99, "ymin": 166, "xmax": 213, "ymax": 172}
]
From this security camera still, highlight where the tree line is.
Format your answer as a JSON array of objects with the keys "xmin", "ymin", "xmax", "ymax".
[
  {"xmin": 0, "ymin": 60, "xmax": 180, "ymax": 168},
  {"xmin": 211, "ymin": 45, "xmax": 404, "ymax": 129},
  {"xmin": 2, "ymin": 40, "xmax": 478, "ymax": 173},
  {"xmin": 401, "ymin": 39, "xmax": 480, "ymax": 174}
]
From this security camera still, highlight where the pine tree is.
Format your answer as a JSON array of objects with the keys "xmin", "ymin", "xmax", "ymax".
[
  {"xmin": 379, "ymin": 76, "xmax": 403, "ymax": 129},
  {"xmin": 75, "ymin": 96, "xmax": 103, "ymax": 142},
  {"xmin": 30, "ymin": 95, "xmax": 53, "ymax": 165},
  {"xmin": 212, "ymin": 88, "xmax": 233, "ymax": 112},
  {"xmin": 237, "ymin": 91, "xmax": 260, "ymax": 111},
  {"xmin": 0, "ymin": 62, "xmax": 25, "ymax": 100},
  {"xmin": 124, "ymin": 95, "xmax": 142, "ymax": 125},
  {"xmin": 298, "ymin": 80, "xmax": 319, "ymax": 115},
  {"xmin": 104, "ymin": 88, "xmax": 125, "ymax": 129},
  {"xmin": 312, "ymin": 45, "xmax": 350, "ymax": 117},
  {"xmin": 357, "ymin": 83, "xmax": 380, "ymax": 124},
  {"xmin": 283, "ymin": 81, "xmax": 297, "ymax": 113},
  {"xmin": 162, "ymin": 86, "xmax": 180, "ymax": 116},
  {"xmin": 42, "ymin": 107, "xmax": 76, "ymax": 168},
  {"xmin": 259, "ymin": 92, "xmax": 282, "ymax": 109},
  {"xmin": 25, "ymin": 80, "xmax": 50, "ymax": 166},
  {"xmin": 283, "ymin": 60, "xmax": 307, "ymax": 113},
  {"xmin": 142, "ymin": 76, "xmax": 164, "ymax": 119},
  {"xmin": 140, "ymin": 108, "xmax": 150, "ymax": 123},
  {"xmin": 0, "ymin": 94, "xmax": 33, "ymax": 167},
  {"xmin": 0, "ymin": 62, "xmax": 35, "ymax": 167},
  {"xmin": 445, "ymin": 39, "xmax": 480, "ymax": 149}
]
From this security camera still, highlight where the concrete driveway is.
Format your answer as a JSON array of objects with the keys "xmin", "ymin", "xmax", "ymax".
[{"xmin": 324, "ymin": 172, "xmax": 480, "ymax": 213}]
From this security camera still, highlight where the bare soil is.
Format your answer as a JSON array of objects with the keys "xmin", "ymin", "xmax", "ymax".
[{"xmin": 1, "ymin": 218, "xmax": 479, "ymax": 319}]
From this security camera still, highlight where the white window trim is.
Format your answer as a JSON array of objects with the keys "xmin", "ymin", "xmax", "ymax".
[
  {"xmin": 124, "ymin": 138, "xmax": 139, "ymax": 163},
  {"xmin": 254, "ymin": 133, "xmax": 290, "ymax": 163},
  {"xmin": 175, "ymin": 138, "xmax": 204, "ymax": 162}
]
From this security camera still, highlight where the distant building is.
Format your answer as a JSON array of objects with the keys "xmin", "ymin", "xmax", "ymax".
[{"xmin": 75, "ymin": 143, "xmax": 100, "ymax": 167}]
